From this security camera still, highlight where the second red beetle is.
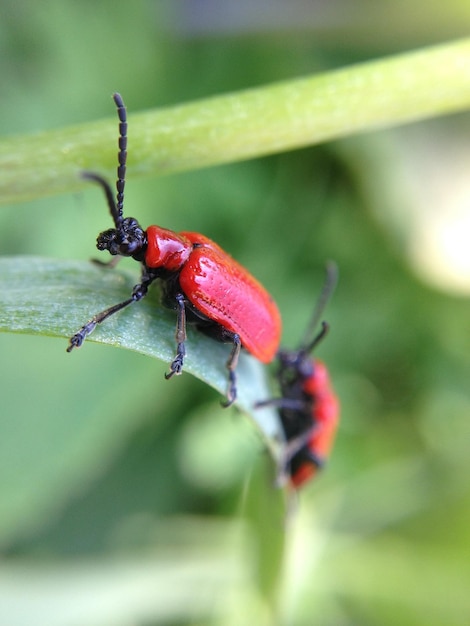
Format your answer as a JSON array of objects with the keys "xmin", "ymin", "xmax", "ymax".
[
  {"xmin": 67, "ymin": 93, "xmax": 281, "ymax": 406},
  {"xmin": 257, "ymin": 264, "xmax": 339, "ymax": 487},
  {"xmin": 275, "ymin": 324, "xmax": 339, "ymax": 488}
]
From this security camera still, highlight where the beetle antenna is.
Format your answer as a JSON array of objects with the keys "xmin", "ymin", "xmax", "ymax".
[
  {"xmin": 299, "ymin": 261, "xmax": 338, "ymax": 354},
  {"xmin": 112, "ymin": 92, "xmax": 128, "ymax": 226}
]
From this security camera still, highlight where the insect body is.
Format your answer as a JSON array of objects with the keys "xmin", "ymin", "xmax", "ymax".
[
  {"xmin": 275, "ymin": 323, "xmax": 339, "ymax": 487},
  {"xmin": 258, "ymin": 264, "xmax": 339, "ymax": 487},
  {"xmin": 67, "ymin": 93, "xmax": 281, "ymax": 406}
]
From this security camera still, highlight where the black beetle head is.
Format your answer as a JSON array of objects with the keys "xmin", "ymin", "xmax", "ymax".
[{"xmin": 96, "ymin": 217, "xmax": 146, "ymax": 261}]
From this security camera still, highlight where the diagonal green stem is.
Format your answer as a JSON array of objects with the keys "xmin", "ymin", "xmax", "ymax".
[{"xmin": 2, "ymin": 38, "xmax": 470, "ymax": 205}]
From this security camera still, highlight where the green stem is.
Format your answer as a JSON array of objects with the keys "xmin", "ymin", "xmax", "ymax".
[{"xmin": 2, "ymin": 37, "xmax": 470, "ymax": 205}]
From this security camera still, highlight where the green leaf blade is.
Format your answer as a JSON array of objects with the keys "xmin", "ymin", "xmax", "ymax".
[{"xmin": 0, "ymin": 256, "xmax": 283, "ymax": 452}]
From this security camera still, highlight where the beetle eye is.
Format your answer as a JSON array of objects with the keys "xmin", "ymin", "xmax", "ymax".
[{"xmin": 119, "ymin": 239, "xmax": 140, "ymax": 255}]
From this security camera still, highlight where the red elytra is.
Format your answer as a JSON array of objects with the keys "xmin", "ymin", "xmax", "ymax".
[
  {"xmin": 257, "ymin": 264, "xmax": 339, "ymax": 488},
  {"xmin": 306, "ymin": 361, "xmax": 339, "ymax": 457},
  {"xmin": 287, "ymin": 357, "xmax": 339, "ymax": 488},
  {"xmin": 67, "ymin": 93, "xmax": 281, "ymax": 406},
  {"xmin": 145, "ymin": 227, "xmax": 280, "ymax": 364}
]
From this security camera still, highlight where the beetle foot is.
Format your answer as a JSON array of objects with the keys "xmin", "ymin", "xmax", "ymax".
[
  {"xmin": 66, "ymin": 321, "xmax": 97, "ymax": 352},
  {"xmin": 166, "ymin": 355, "xmax": 184, "ymax": 379}
]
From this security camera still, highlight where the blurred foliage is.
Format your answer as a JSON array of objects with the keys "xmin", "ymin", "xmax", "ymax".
[{"xmin": 1, "ymin": 1, "xmax": 470, "ymax": 625}]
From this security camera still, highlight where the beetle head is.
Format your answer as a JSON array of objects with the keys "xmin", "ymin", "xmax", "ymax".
[{"xmin": 97, "ymin": 217, "xmax": 146, "ymax": 261}]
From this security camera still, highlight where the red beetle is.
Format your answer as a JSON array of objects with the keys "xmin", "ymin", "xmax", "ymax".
[
  {"xmin": 257, "ymin": 263, "xmax": 339, "ymax": 487},
  {"xmin": 67, "ymin": 93, "xmax": 281, "ymax": 406}
]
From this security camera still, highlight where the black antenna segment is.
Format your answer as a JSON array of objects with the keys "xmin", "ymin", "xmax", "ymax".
[
  {"xmin": 300, "ymin": 261, "xmax": 338, "ymax": 354},
  {"xmin": 113, "ymin": 92, "xmax": 128, "ymax": 225}
]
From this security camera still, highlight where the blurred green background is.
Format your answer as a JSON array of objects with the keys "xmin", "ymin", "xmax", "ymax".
[{"xmin": 1, "ymin": 1, "xmax": 470, "ymax": 624}]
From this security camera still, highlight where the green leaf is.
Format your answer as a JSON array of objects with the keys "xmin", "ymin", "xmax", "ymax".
[{"xmin": 0, "ymin": 256, "xmax": 283, "ymax": 455}]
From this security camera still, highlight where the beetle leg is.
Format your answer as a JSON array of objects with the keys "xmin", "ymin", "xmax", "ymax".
[
  {"xmin": 166, "ymin": 293, "xmax": 187, "ymax": 379},
  {"xmin": 274, "ymin": 424, "xmax": 322, "ymax": 487},
  {"xmin": 91, "ymin": 255, "xmax": 122, "ymax": 269},
  {"xmin": 255, "ymin": 397, "xmax": 306, "ymax": 411},
  {"xmin": 221, "ymin": 333, "xmax": 241, "ymax": 407},
  {"xmin": 67, "ymin": 277, "xmax": 152, "ymax": 351}
]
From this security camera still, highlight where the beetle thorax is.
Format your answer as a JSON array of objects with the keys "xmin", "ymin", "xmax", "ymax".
[{"xmin": 145, "ymin": 225, "xmax": 192, "ymax": 271}]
